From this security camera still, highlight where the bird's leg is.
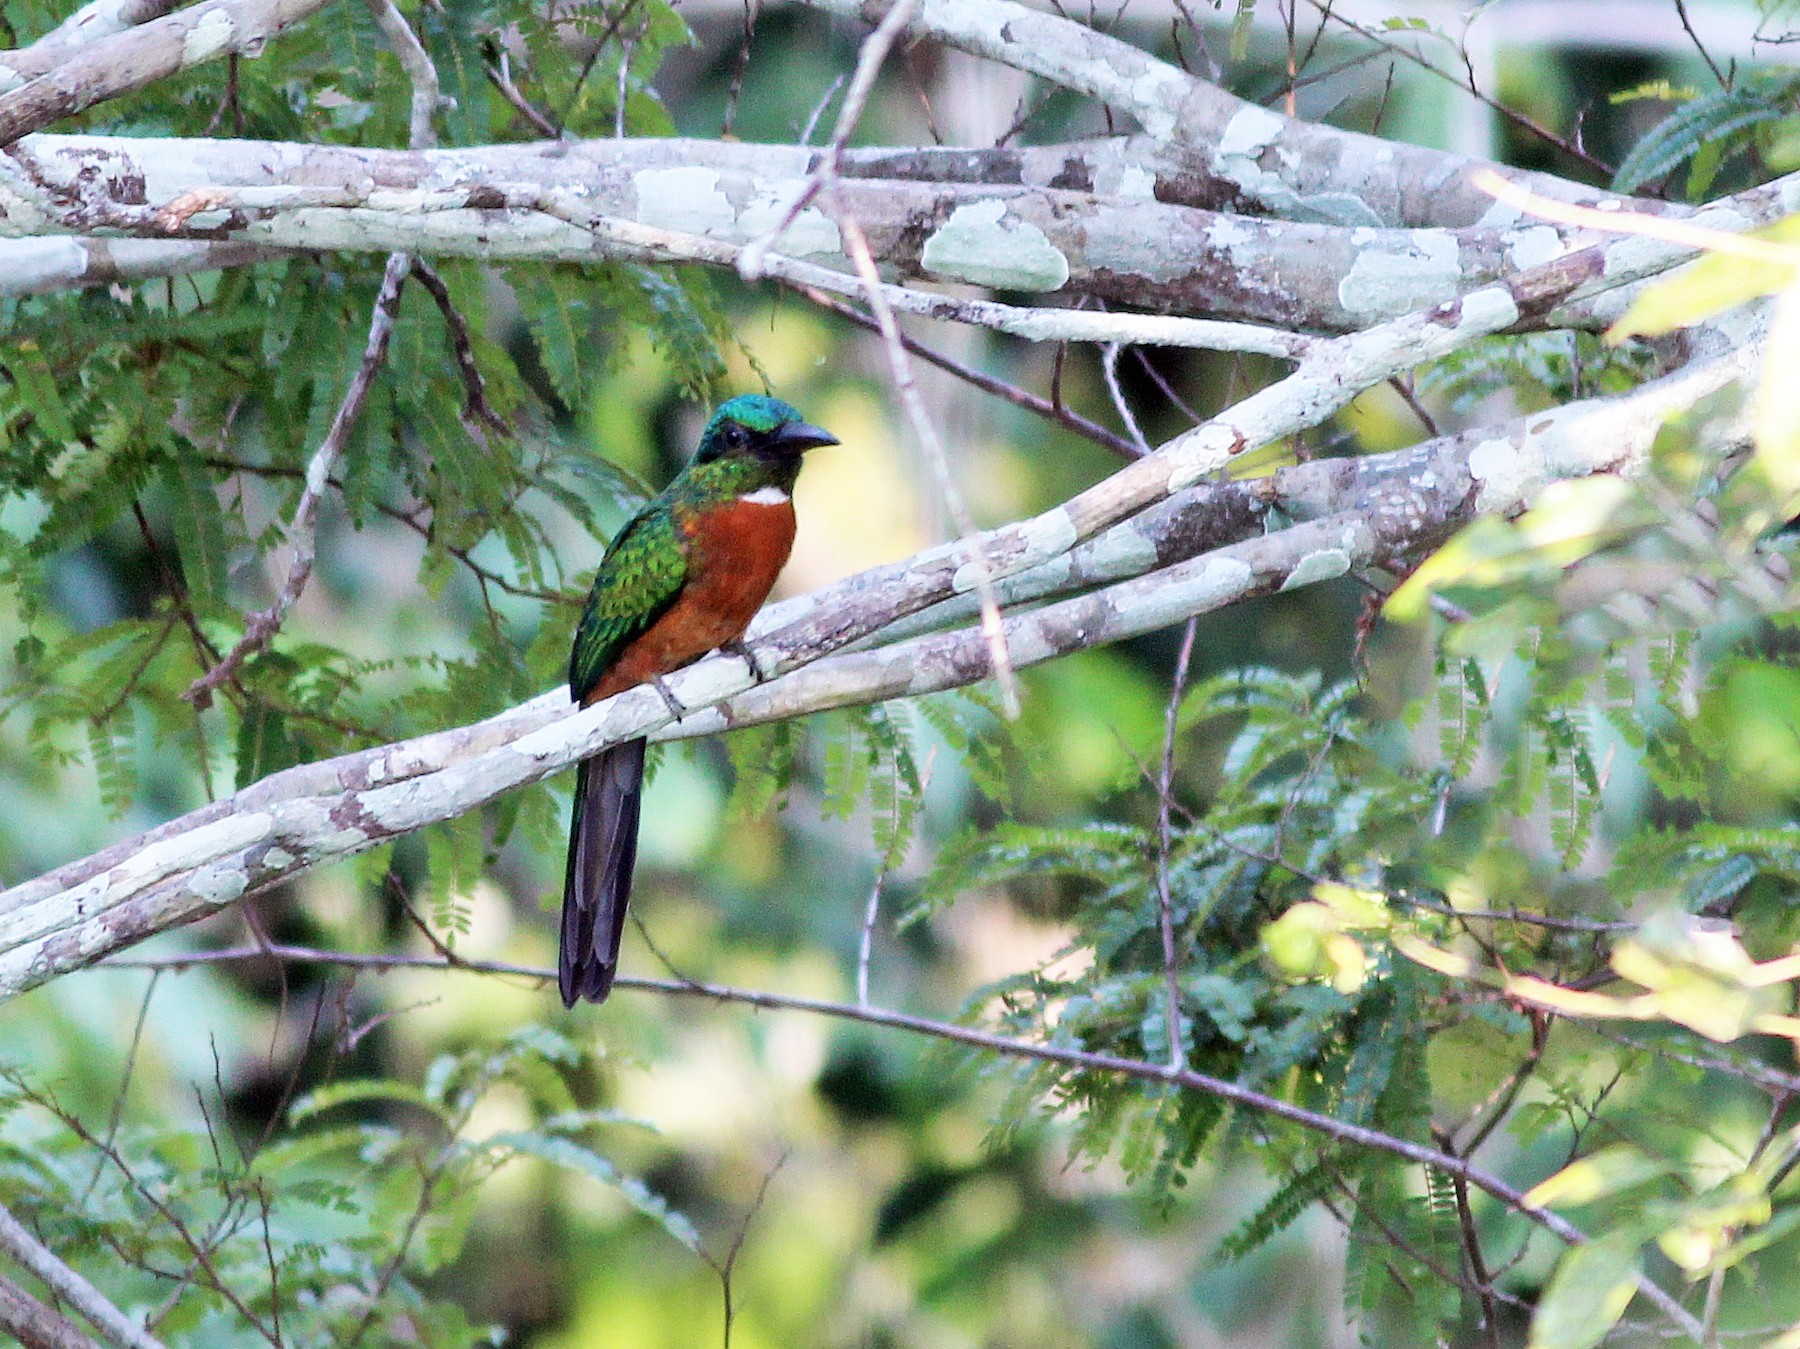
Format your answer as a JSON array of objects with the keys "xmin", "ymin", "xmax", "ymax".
[
  {"xmin": 721, "ymin": 638, "xmax": 770, "ymax": 683},
  {"xmin": 649, "ymin": 675, "xmax": 688, "ymax": 721}
]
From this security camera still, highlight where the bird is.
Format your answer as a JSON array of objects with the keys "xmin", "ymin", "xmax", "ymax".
[{"xmin": 560, "ymin": 393, "xmax": 838, "ymax": 1006}]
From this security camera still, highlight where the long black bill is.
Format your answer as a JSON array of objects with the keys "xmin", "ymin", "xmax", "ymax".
[
  {"xmin": 560, "ymin": 737, "xmax": 647, "ymax": 1006},
  {"xmin": 769, "ymin": 420, "xmax": 839, "ymax": 451}
]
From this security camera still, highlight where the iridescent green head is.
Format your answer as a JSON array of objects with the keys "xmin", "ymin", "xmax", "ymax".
[{"xmin": 692, "ymin": 394, "xmax": 838, "ymax": 466}]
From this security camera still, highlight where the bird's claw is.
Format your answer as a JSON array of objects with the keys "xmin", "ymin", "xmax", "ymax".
[
  {"xmin": 722, "ymin": 638, "xmax": 770, "ymax": 683},
  {"xmin": 650, "ymin": 675, "xmax": 688, "ymax": 720}
]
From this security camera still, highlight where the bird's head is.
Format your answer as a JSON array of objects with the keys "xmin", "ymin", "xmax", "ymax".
[{"xmin": 693, "ymin": 394, "xmax": 839, "ymax": 466}]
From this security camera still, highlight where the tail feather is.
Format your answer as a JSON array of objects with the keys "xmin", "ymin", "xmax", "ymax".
[{"xmin": 560, "ymin": 737, "xmax": 647, "ymax": 1006}]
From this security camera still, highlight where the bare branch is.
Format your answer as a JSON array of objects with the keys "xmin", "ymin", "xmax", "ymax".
[
  {"xmin": 182, "ymin": 250, "xmax": 410, "ymax": 704},
  {"xmin": 364, "ymin": 0, "xmax": 441, "ymax": 150},
  {"xmin": 0, "ymin": 0, "xmax": 338, "ymax": 145},
  {"xmin": 0, "ymin": 132, "xmax": 1587, "ymax": 334},
  {"xmin": 0, "ymin": 1273, "xmax": 106, "ymax": 1349},
  {"xmin": 0, "ymin": 1203, "xmax": 166, "ymax": 1349},
  {"xmin": 799, "ymin": 0, "xmax": 1645, "ymax": 228},
  {"xmin": 792, "ymin": 283, "xmax": 1141, "ymax": 458},
  {"xmin": 407, "ymin": 258, "xmax": 509, "ymax": 435},
  {"xmin": 0, "ymin": 315, "xmax": 1761, "ymax": 1004},
  {"xmin": 88, "ymin": 940, "xmax": 1706, "ymax": 1340},
  {"xmin": 1154, "ymin": 618, "xmax": 1197, "ymax": 1069}
]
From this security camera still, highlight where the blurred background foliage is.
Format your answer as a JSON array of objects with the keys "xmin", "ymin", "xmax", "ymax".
[{"xmin": 1, "ymin": 0, "xmax": 1800, "ymax": 1345}]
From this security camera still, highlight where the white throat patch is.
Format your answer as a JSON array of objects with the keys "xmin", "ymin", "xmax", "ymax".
[{"xmin": 738, "ymin": 486, "xmax": 790, "ymax": 506}]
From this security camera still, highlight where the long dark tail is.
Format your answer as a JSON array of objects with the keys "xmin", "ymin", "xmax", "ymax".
[{"xmin": 560, "ymin": 737, "xmax": 647, "ymax": 1006}]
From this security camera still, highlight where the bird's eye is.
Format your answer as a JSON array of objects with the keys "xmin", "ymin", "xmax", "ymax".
[{"xmin": 723, "ymin": 423, "xmax": 747, "ymax": 449}]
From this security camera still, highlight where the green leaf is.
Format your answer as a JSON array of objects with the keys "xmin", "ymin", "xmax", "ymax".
[
  {"xmin": 1528, "ymin": 1232, "xmax": 1642, "ymax": 1349},
  {"xmin": 1609, "ymin": 224, "xmax": 1800, "ymax": 339},
  {"xmin": 486, "ymin": 1132, "xmax": 701, "ymax": 1252},
  {"xmin": 1229, "ymin": 0, "xmax": 1257, "ymax": 61},
  {"xmin": 290, "ymin": 1079, "xmax": 452, "ymax": 1126},
  {"xmin": 1612, "ymin": 80, "xmax": 1800, "ymax": 194},
  {"xmin": 6, "ymin": 339, "xmax": 76, "ymax": 444},
  {"xmin": 161, "ymin": 453, "xmax": 231, "ymax": 607}
]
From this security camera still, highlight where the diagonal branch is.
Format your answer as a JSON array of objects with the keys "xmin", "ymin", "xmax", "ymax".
[
  {"xmin": 0, "ymin": 0, "xmax": 339, "ymax": 145},
  {"xmin": 0, "ymin": 1202, "xmax": 166, "ymax": 1349},
  {"xmin": 0, "ymin": 0, "xmax": 183, "ymax": 90},
  {"xmin": 96, "ymin": 941, "xmax": 1705, "ymax": 1339},
  {"xmin": 0, "ymin": 1274, "xmax": 107, "ymax": 1349},
  {"xmin": 2, "ymin": 311, "xmax": 1762, "ymax": 1006},
  {"xmin": 182, "ymin": 251, "xmax": 410, "ymax": 705}
]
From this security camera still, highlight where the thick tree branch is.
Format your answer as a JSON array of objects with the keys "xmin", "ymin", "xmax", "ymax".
[
  {"xmin": 0, "ymin": 132, "xmax": 1588, "ymax": 332},
  {"xmin": 0, "ymin": 328, "xmax": 1763, "ymax": 1002},
  {"xmin": 0, "ymin": 0, "xmax": 183, "ymax": 91},
  {"xmin": 798, "ymin": 0, "xmax": 1650, "ymax": 230},
  {"xmin": 0, "ymin": 1203, "xmax": 165, "ymax": 1349},
  {"xmin": 0, "ymin": 1274, "xmax": 105, "ymax": 1349},
  {"xmin": 4, "ymin": 131, "xmax": 1794, "ymax": 336},
  {"xmin": 0, "ymin": 0, "xmax": 337, "ymax": 146}
]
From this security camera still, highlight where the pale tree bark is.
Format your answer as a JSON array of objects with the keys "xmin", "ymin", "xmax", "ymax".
[
  {"xmin": 0, "ymin": 0, "xmax": 1783, "ymax": 1000},
  {"xmin": 2, "ymin": 5, "xmax": 1787, "ymax": 1335}
]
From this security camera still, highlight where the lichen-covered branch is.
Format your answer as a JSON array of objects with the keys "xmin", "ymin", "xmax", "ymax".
[
  {"xmin": 798, "ymin": 0, "xmax": 1653, "ymax": 230},
  {"xmin": 0, "ymin": 132, "xmax": 1586, "ymax": 331},
  {"xmin": 0, "ymin": 330, "xmax": 1762, "ymax": 1001},
  {"xmin": 0, "ymin": 235, "xmax": 283, "ymax": 295},
  {"xmin": 0, "ymin": 0, "xmax": 183, "ymax": 91},
  {"xmin": 0, "ymin": 0, "xmax": 338, "ymax": 145}
]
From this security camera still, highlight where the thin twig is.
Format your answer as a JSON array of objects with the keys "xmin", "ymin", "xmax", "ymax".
[
  {"xmin": 1673, "ymin": 0, "xmax": 1728, "ymax": 88},
  {"xmin": 794, "ymin": 284, "xmax": 1140, "ymax": 459},
  {"xmin": 0, "ymin": 1272, "xmax": 106, "ymax": 1349},
  {"xmin": 88, "ymin": 938, "xmax": 1707, "ymax": 1340},
  {"xmin": 721, "ymin": 0, "xmax": 761, "ymax": 140},
  {"xmin": 558, "ymin": 0, "xmax": 643, "ymax": 132},
  {"xmin": 856, "ymin": 870, "xmax": 888, "ymax": 1009},
  {"xmin": 735, "ymin": 0, "xmax": 916, "ymax": 277},
  {"xmin": 407, "ymin": 258, "xmax": 507, "ymax": 435},
  {"xmin": 182, "ymin": 252, "xmax": 410, "ymax": 705},
  {"xmin": 731, "ymin": 0, "xmax": 1023, "ymax": 716},
  {"xmin": 0, "ymin": 1202, "xmax": 167, "ymax": 1349},
  {"xmin": 1431, "ymin": 1125, "xmax": 1504, "ymax": 1349},
  {"xmin": 484, "ymin": 50, "xmax": 558, "ymax": 137},
  {"xmin": 1100, "ymin": 342, "xmax": 1150, "ymax": 455},
  {"xmin": 1307, "ymin": 1, "xmax": 1618, "ymax": 177},
  {"xmin": 703, "ymin": 1151, "xmax": 787, "ymax": 1349},
  {"xmin": 83, "ymin": 971, "xmax": 160, "ymax": 1201},
  {"xmin": 858, "ymin": 746, "xmax": 935, "ymax": 1006},
  {"xmin": 835, "ymin": 196, "xmax": 1024, "ymax": 718},
  {"xmin": 1153, "ymin": 617, "xmax": 1197, "ymax": 1070},
  {"xmin": 614, "ymin": 33, "xmax": 634, "ymax": 138}
]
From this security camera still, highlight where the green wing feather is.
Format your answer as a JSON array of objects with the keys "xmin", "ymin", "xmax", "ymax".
[{"xmin": 568, "ymin": 500, "xmax": 688, "ymax": 699}]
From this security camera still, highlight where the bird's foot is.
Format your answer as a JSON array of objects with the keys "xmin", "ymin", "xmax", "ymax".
[
  {"xmin": 650, "ymin": 675, "xmax": 688, "ymax": 720},
  {"xmin": 721, "ymin": 638, "xmax": 770, "ymax": 683}
]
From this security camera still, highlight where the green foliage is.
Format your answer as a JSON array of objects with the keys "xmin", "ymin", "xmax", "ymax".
[
  {"xmin": 0, "ymin": 0, "xmax": 731, "ymax": 936},
  {"xmin": 1612, "ymin": 73, "xmax": 1800, "ymax": 198},
  {"xmin": 4, "ymin": 3, "xmax": 1800, "ymax": 1343},
  {"xmin": 909, "ymin": 408, "xmax": 1800, "ymax": 1342},
  {"xmin": 0, "ymin": 1030, "xmax": 690, "ymax": 1348}
]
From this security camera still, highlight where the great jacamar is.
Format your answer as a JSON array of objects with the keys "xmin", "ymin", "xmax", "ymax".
[{"xmin": 560, "ymin": 394, "xmax": 838, "ymax": 1006}]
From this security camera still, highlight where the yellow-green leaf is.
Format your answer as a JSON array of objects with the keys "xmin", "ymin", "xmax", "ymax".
[
  {"xmin": 1754, "ymin": 269, "xmax": 1800, "ymax": 514},
  {"xmin": 1528, "ymin": 1233, "xmax": 1642, "ymax": 1349},
  {"xmin": 1524, "ymin": 1145, "xmax": 1670, "ymax": 1210},
  {"xmin": 1609, "ymin": 218, "xmax": 1800, "ymax": 340}
]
